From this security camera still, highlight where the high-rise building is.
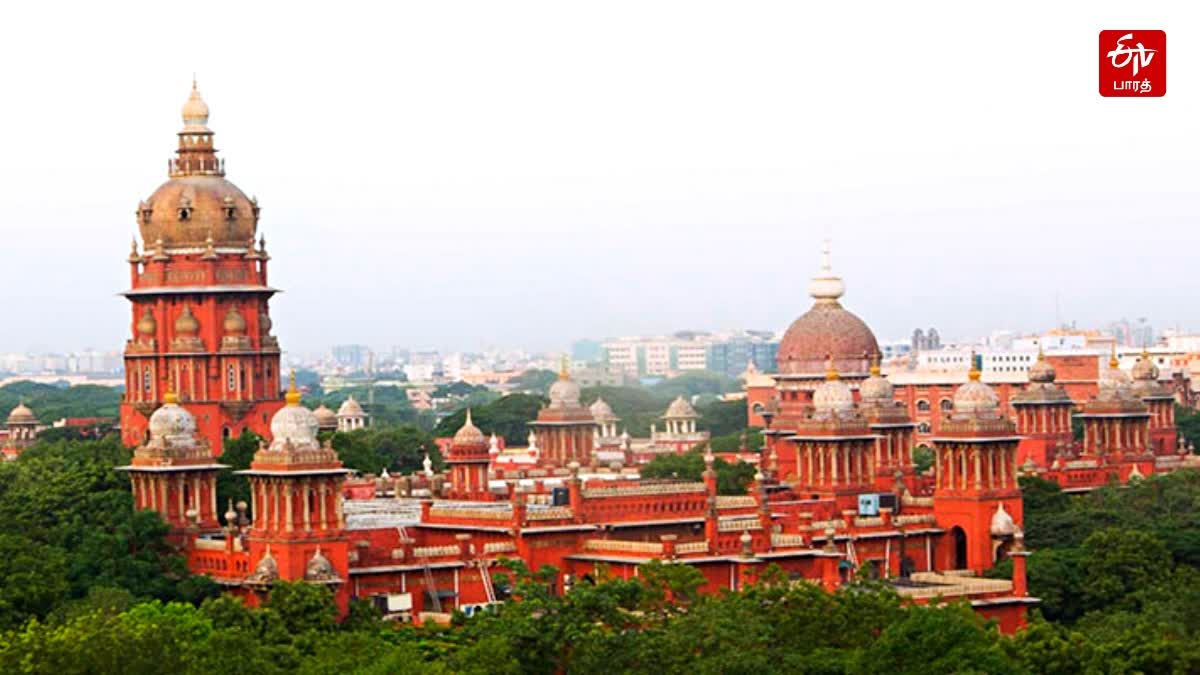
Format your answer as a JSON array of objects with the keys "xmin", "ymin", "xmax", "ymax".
[{"xmin": 120, "ymin": 83, "xmax": 284, "ymax": 452}]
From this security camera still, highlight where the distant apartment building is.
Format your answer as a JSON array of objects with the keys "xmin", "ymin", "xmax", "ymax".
[
  {"xmin": 602, "ymin": 330, "xmax": 778, "ymax": 378},
  {"xmin": 331, "ymin": 344, "xmax": 370, "ymax": 370}
]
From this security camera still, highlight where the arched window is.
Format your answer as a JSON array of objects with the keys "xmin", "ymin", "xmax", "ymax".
[
  {"xmin": 916, "ymin": 400, "xmax": 931, "ymax": 412},
  {"xmin": 917, "ymin": 422, "xmax": 932, "ymax": 433},
  {"xmin": 940, "ymin": 399, "xmax": 953, "ymax": 412}
]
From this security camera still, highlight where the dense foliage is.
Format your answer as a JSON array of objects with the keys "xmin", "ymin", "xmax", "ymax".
[
  {"xmin": 0, "ymin": 381, "xmax": 121, "ymax": 423},
  {"xmin": 433, "ymin": 394, "xmax": 545, "ymax": 446},
  {"xmin": 0, "ymin": 438, "xmax": 216, "ymax": 632},
  {"xmin": 640, "ymin": 449, "xmax": 756, "ymax": 495}
]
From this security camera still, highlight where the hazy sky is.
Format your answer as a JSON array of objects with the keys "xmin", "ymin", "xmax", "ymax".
[{"xmin": 1, "ymin": 1, "xmax": 1197, "ymax": 354}]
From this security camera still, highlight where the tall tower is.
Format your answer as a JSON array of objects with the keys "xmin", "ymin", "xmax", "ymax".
[
  {"xmin": 121, "ymin": 82, "xmax": 284, "ymax": 453},
  {"xmin": 1130, "ymin": 351, "xmax": 1178, "ymax": 455},
  {"xmin": 117, "ymin": 392, "xmax": 227, "ymax": 536},
  {"xmin": 931, "ymin": 364, "xmax": 1023, "ymax": 574},
  {"xmin": 238, "ymin": 377, "xmax": 351, "ymax": 613},
  {"xmin": 857, "ymin": 355, "xmax": 916, "ymax": 487},
  {"xmin": 1011, "ymin": 349, "xmax": 1075, "ymax": 468},
  {"xmin": 1076, "ymin": 351, "xmax": 1151, "ymax": 474}
]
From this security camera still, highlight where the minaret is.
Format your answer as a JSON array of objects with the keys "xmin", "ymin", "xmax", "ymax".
[
  {"xmin": 1130, "ymin": 350, "xmax": 1178, "ymax": 454},
  {"xmin": 784, "ymin": 361, "xmax": 878, "ymax": 510},
  {"xmin": 528, "ymin": 359, "xmax": 597, "ymax": 467},
  {"xmin": 1076, "ymin": 349, "xmax": 1151, "ymax": 471},
  {"xmin": 931, "ymin": 360, "xmax": 1023, "ymax": 574},
  {"xmin": 121, "ymin": 82, "xmax": 283, "ymax": 454},
  {"xmin": 2, "ymin": 403, "xmax": 40, "ymax": 461},
  {"xmin": 858, "ymin": 354, "xmax": 917, "ymax": 485},
  {"xmin": 117, "ymin": 391, "xmax": 228, "ymax": 536},
  {"xmin": 1011, "ymin": 347, "xmax": 1075, "ymax": 468},
  {"xmin": 446, "ymin": 410, "xmax": 492, "ymax": 500},
  {"xmin": 237, "ymin": 375, "xmax": 351, "ymax": 613}
]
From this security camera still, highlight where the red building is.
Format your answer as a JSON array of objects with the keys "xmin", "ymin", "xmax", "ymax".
[
  {"xmin": 118, "ymin": 90, "xmax": 1047, "ymax": 635},
  {"xmin": 120, "ymin": 82, "xmax": 284, "ymax": 453}
]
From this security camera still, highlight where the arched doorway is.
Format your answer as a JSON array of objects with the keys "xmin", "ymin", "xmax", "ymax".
[{"xmin": 951, "ymin": 527, "xmax": 968, "ymax": 570}]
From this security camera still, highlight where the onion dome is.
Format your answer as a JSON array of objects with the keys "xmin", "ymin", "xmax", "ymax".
[
  {"xmin": 453, "ymin": 409, "xmax": 486, "ymax": 446},
  {"xmin": 138, "ymin": 82, "xmax": 259, "ymax": 249},
  {"xmin": 136, "ymin": 308, "xmax": 157, "ymax": 337},
  {"xmin": 859, "ymin": 354, "xmax": 894, "ymax": 404},
  {"xmin": 1029, "ymin": 347, "xmax": 1056, "ymax": 383},
  {"xmin": 337, "ymin": 396, "xmax": 365, "ymax": 418},
  {"xmin": 1132, "ymin": 350, "xmax": 1159, "ymax": 382},
  {"xmin": 952, "ymin": 363, "xmax": 1000, "ymax": 417},
  {"xmin": 247, "ymin": 546, "xmax": 279, "ymax": 584},
  {"xmin": 589, "ymin": 397, "xmax": 619, "ymax": 423},
  {"xmin": 548, "ymin": 360, "xmax": 582, "ymax": 409},
  {"xmin": 812, "ymin": 362, "xmax": 855, "ymax": 417},
  {"xmin": 304, "ymin": 547, "xmax": 339, "ymax": 582},
  {"xmin": 223, "ymin": 306, "xmax": 246, "ymax": 334},
  {"xmin": 990, "ymin": 502, "xmax": 1017, "ymax": 536},
  {"xmin": 313, "ymin": 404, "xmax": 337, "ymax": 430},
  {"xmin": 6, "ymin": 402, "xmax": 38, "ymax": 426},
  {"xmin": 663, "ymin": 395, "xmax": 699, "ymax": 419},
  {"xmin": 148, "ymin": 391, "xmax": 197, "ymax": 440},
  {"xmin": 777, "ymin": 241, "xmax": 878, "ymax": 377},
  {"xmin": 270, "ymin": 375, "xmax": 319, "ymax": 448},
  {"xmin": 174, "ymin": 306, "xmax": 199, "ymax": 334}
]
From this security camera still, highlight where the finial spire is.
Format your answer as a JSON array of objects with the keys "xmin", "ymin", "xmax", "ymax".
[
  {"xmin": 968, "ymin": 350, "xmax": 981, "ymax": 381},
  {"xmin": 820, "ymin": 238, "xmax": 832, "ymax": 273},
  {"xmin": 824, "ymin": 353, "xmax": 840, "ymax": 381},
  {"xmin": 559, "ymin": 356, "xmax": 570, "ymax": 381},
  {"xmin": 807, "ymin": 239, "xmax": 845, "ymax": 304},
  {"xmin": 1109, "ymin": 343, "xmax": 1119, "ymax": 369},
  {"xmin": 870, "ymin": 352, "xmax": 881, "ymax": 376},
  {"xmin": 285, "ymin": 371, "xmax": 301, "ymax": 406}
]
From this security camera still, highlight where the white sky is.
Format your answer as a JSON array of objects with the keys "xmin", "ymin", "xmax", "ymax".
[{"xmin": 0, "ymin": 1, "xmax": 1197, "ymax": 354}]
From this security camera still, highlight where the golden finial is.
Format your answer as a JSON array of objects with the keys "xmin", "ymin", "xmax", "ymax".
[
  {"xmin": 869, "ymin": 352, "xmax": 881, "ymax": 377},
  {"xmin": 824, "ymin": 353, "xmax": 840, "ymax": 381},
  {"xmin": 1036, "ymin": 342, "xmax": 1045, "ymax": 361},
  {"xmin": 559, "ymin": 356, "xmax": 570, "ymax": 381},
  {"xmin": 1109, "ymin": 343, "xmax": 1119, "ymax": 369},
  {"xmin": 285, "ymin": 371, "xmax": 301, "ymax": 406},
  {"xmin": 465, "ymin": 408, "xmax": 473, "ymax": 425},
  {"xmin": 163, "ymin": 388, "xmax": 179, "ymax": 405},
  {"xmin": 968, "ymin": 350, "xmax": 981, "ymax": 381}
]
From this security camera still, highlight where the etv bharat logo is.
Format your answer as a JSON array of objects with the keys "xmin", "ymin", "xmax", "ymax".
[{"xmin": 1100, "ymin": 30, "xmax": 1165, "ymax": 97}]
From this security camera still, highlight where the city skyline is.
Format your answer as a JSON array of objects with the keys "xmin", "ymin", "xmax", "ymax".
[{"xmin": 2, "ymin": 2, "xmax": 1198, "ymax": 355}]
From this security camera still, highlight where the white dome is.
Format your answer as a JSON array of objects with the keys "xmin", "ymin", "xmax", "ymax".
[
  {"xmin": 337, "ymin": 396, "xmax": 365, "ymax": 417},
  {"xmin": 548, "ymin": 378, "xmax": 582, "ymax": 409},
  {"xmin": 589, "ymin": 397, "xmax": 618, "ymax": 422},
  {"xmin": 148, "ymin": 397, "xmax": 197, "ymax": 441},
  {"xmin": 813, "ymin": 378, "xmax": 855, "ymax": 415},
  {"xmin": 1097, "ymin": 356, "xmax": 1133, "ymax": 401},
  {"xmin": 663, "ymin": 395, "xmax": 699, "ymax": 419},
  {"xmin": 270, "ymin": 403, "xmax": 320, "ymax": 448},
  {"xmin": 453, "ymin": 409, "xmax": 486, "ymax": 446},
  {"xmin": 860, "ymin": 362, "xmax": 894, "ymax": 404},
  {"xmin": 990, "ymin": 502, "xmax": 1017, "ymax": 536},
  {"xmin": 953, "ymin": 370, "xmax": 999, "ymax": 416}
]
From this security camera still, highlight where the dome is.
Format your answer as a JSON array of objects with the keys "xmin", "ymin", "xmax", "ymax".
[
  {"xmin": 1029, "ymin": 349, "xmax": 1056, "ymax": 383},
  {"xmin": 6, "ymin": 403, "xmax": 37, "ymax": 426},
  {"xmin": 990, "ymin": 502, "xmax": 1017, "ymax": 536},
  {"xmin": 304, "ymin": 547, "xmax": 338, "ymax": 582},
  {"xmin": 777, "ymin": 242, "xmax": 878, "ymax": 377},
  {"xmin": 270, "ymin": 382, "xmax": 319, "ymax": 448},
  {"xmin": 453, "ymin": 409, "xmax": 486, "ymax": 446},
  {"xmin": 663, "ymin": 395, "xmax": 698, "ymax": 419},
  {"xmin": 137, "ymin": 308, "xmax": 157, "ymax": 337},
  {"xmin": 181, "ymin": 80, "xmax": 210, "ymax": 130},
  {"xmin": 953, "ymin": 367, "xmax": 1000, "ymax": 416},
  {"xmin": 141, "ymin": 176, "xmax": 258, "ymax": 249},
  {"xmin": 1132, "ymin": 351, "xmax": 1159, "ymax": 381},
  {"xmin": 223, "ymin": 306, "xmax": 246, "ymax": 334},
  {"xmin": 174, "ymin": 306, "xmax": 199, "ymax": 334},
  {"xmin": 313, "ymin": 404, "xmax": 337, "ymax": 429},
  {"xmin": 148, "ymin": 393, "xmax": 197, "ymax": 440},
  {"xmin": 337, "ymin": 396, "xmax": 365, "ymax": 417},
  {"xmin": 589, "ymin": 397, "xmax": 618, "ymax": 423},
  {"xmin": 859, "ymin": 358, "xmax": 894, "ymax": 404},
  {"xmin": 1097, "ymin": 352, "xmax": 1133, "ymax": 401},
  {"xmin": 138, "ymin": 84, "xmax": 258, "ymax": 249},
  {"xmin": 248, "ymin": 547, "xmax": 279, "ymax": 584},
  {"xmin": 812, "ymin": 373, "xmax": 855, "ymax": 417}
]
